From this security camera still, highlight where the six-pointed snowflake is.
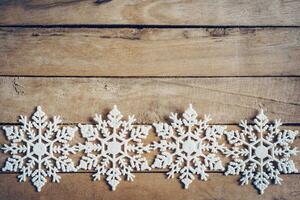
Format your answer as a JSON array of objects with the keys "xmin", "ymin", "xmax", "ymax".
[
  {"xmin": 224, "ymin": 110, "xmax": 298, "ymax": 194},
  {"xmin": 77, "ymin": 105, "xmax": 151, "ymax": 190},
  {"xmin": 1, "ymin": 106, "xmax": 78, "ymax": 192},
  {"xmin": 151, "ymin": 104, "xmax": 226, "ymax": 189}
]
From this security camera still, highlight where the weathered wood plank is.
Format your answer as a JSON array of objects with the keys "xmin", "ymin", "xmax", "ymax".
[
  {"xmin": 1, "ymin": 126, "xmax": 299, "ymax": 173},
  {"xmin": 0, "ymin": 77, "xmax": 299, "ymax": 124},
  {"xmin": 0, "ymin": 0, "xmax": 300, "ymax": 25},
  {"xmin": 0, "ymin": 173, "xmax": 299, "ymax": 200},
  {"xmin": 0, "ymin": 28, "xmax": 299, "ymax": 76},
  {"xmin": 0, "ymin": 77, "xmax": 299, "ymax": 123}
]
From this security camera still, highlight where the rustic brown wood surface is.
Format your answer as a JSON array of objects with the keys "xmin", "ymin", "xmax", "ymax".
[
  {"xmin": 0, "ymin": 77, "xmax": 299, "ymax": 124},
  {"xmin": 0, "ymin": 0, "xmax": 300, "ymax": 199},
  {"xmin": 0, "ymin": 28, "xmax": 300, "ymax": 76},
  {"xmin": 0, "ymin": 0, "xmax": 300, "ymax": 25}
]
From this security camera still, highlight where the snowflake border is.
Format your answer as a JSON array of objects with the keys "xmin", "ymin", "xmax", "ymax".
[{"xmin": 1, "ymin": 106, "xmax": 298, "ymax": 194}]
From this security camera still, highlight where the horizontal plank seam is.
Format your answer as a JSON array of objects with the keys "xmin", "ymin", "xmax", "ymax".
[
  {"xmin": 1, "ymin": 75, "xmax": 300, "ymax": 78},
  {"xmin": 1, "ymin": 24, "xmax": 300, "ymax": 29}
]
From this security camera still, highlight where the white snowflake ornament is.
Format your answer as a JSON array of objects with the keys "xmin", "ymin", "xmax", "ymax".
[
  {"xmin": 77, "ymin": 105, "xmax": 151, "ymax": 190},
  {"xmin": 151, "ymin": 104, "xmax": 226, "ymax": 189},
  {"xmin": 224, "ymin": 110, "xmax": 298, "ymax": 194},
  {"xmin": 1, "ymin": 106, "xmax": 78, "ymax": 192}
]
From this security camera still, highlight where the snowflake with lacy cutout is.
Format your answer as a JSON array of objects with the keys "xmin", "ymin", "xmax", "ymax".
[
  {"xmin": 151, "ymin": 104, "xmax": 226, "ymax": 189},
  {"xmin": 224, "ymin": 110, "xmax": 298, "ymax": 194},
  {"xmin": 77, "ymin": 105, "xmax": 151, "ymax": 190},
  {"xmin": 1, "ymin": 106, "xmax": 78, "ymax": 192}
]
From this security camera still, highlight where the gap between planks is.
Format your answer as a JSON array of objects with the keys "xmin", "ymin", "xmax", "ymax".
[
  {"xmin": 1, "ymin": 25, "xmax": 300, "ymax": 29},
  {"xmin": 1, "ymin": 75, "xmax": 300, "ymax": 78},
  {"xmin": 0, "ymin": 0, "xmax": 300, "ymax": 26}
]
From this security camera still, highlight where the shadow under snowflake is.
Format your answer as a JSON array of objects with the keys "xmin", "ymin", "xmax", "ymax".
[
  {"xmin": 224, "ymin": 110, "xmax": 298, "ymax": 194},
  {"xmin": 151, "ymin": 104, "xmax": 226, "ymax": 189},
  {"xmin": 1, "ymin": 106, "xmax": 78, "ymax": 192}
]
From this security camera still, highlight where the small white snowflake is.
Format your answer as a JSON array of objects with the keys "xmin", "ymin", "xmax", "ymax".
[
  {"xmin": 224, "ymin": 110, "xmax": 298, "ymax": 194},
  {"xmin": 151, "ymin": 104, "xmax": 226, "ymax": 189},
  {"xmin": 77, "ymin": 105, "xmax": 151, "ymax": 190},
  {"xmin": 1, "ymin": 106, "xmax": 78, "ymax": 192}
]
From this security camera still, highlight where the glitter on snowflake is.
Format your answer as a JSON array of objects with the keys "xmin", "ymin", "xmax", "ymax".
[
  {"xmin": 224, "ymin": 110, "xmax": 298, "ymax": 194},
  {"xmin": 77, "ymin": 105, "xmax": 151, "ymax": 191},
  {"xmin": 1, "ymin": 106, "xmax": 78, "ymax": 192},
  {"xmin": 151, "ymin": 104, "xmax": 226, "ymax": 189}
]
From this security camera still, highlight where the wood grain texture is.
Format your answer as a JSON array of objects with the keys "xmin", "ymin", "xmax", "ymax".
[
  {"xmin": 0, "ymin": 0, "xmax": 300, "ymax": 26},
  {"xmin": 1, "ymin": 126, "xmax": 299, "ymax": 173},
  {"xmin": 1, "ymin": 28, "xmax": 300, "ymax": 76},
  {"xmin": 0, "ymin": 173, "xmax": 300, "ymax": 200},
  {"xmin": 0, "ymin": 77, "xmax": 299, "ymax": 124}
]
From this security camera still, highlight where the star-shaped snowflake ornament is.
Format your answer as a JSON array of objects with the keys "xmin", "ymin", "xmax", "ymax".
[
  {"xmin": 1, "ymin": 106, "xmax": 78, "ymax": 192},
  {"xmin": 224, "ymin": 110, "xmax": 298, "ymax": 194},
  {"xmin": 77, "ymin": 105, "xmax": 151, "ymax": 190},
  {"xmin": 151, "ymin": 104, "xmax": 226, "ymax": 189}
]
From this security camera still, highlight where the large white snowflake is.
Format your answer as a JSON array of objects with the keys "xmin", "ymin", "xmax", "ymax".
[
  {"xmin": 77, "ymin": 105, "xmax": 151, "ymax": 190},
  {"xmin": 1, "ymin": 106, "xmax": 77, "ymax": 192},
  {"xmin": 224, "ymin": 110, "xmax": 298, "ymax": 194},
  {"xmin": 151, "ymin": 104, "xmax": 226, "ymax": 189}
]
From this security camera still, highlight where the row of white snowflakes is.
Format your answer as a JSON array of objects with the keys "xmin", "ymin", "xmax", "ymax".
[{"xmin": 1, "ymin": 105, "xmax": 298, "ymax": 194}]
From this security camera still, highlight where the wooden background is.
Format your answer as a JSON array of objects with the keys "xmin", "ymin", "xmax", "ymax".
[{"xmin": 0, "ymin": 0, "xmax": 299, "ymax": 200}]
